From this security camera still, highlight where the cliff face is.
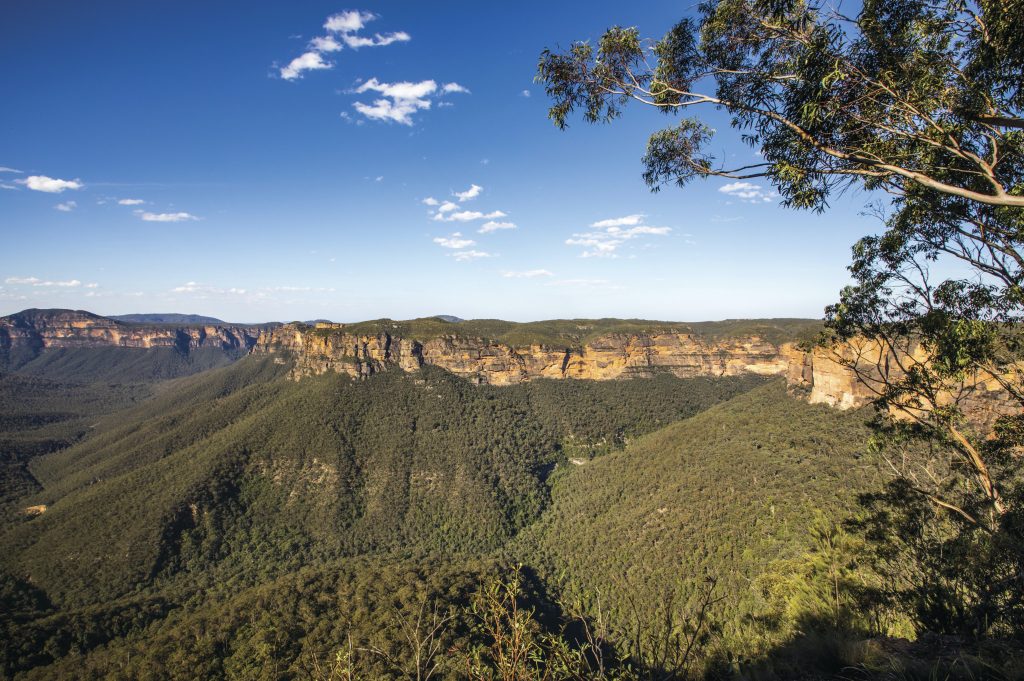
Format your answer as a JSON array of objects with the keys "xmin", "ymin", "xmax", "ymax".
[
  {"xmin": 787, "ymin": 337, "xmax": 1018, "ymax": 426},
  {"xmin": 4, "ymin": 309, "xmax": 1015, "ymax": 424},
  {"xmin": 255, "ymin": 323, "xmax": 798, "ymax": 385},
  {"xmin": 255, "ymin": 324, "xmax": 1019, "ymax": 426},
  {"xmin": 0, "ymin": 309, "xmax": 267, "ymax": 369}
]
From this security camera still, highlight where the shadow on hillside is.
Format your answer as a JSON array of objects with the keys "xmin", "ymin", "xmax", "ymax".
[{"xmin": 706, "ymin": 613, "xmax": 1024, "ymax": 681}]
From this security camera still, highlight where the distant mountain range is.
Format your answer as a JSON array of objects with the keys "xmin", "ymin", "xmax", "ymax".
[{"xmin": 110, "ymin": 313, "xmax": 227, "ymax": 324}]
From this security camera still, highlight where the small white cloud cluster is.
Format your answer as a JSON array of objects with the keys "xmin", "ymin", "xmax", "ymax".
[
  {"xmin": 5, "ymin": 276, "xmax": 92, "ymax": 288},
  {"xmin": 2, "ymin": 165, "xmax": 204, "ymax": 224},
  {"xmin": 718, "ymin": 181, "xmax": 775, "ymax": 203},
  {"xmin": 135, "ymin": 210, "xmax": 199, "ymax": 223},
  {"xmin": 478, "ymin": 221, "xmax": 515, "ymax": 234},
  {"xmin": 433, "ymin": 233, "xmax": 475, "ymax": 249},
  {"xmin": 422, "ymin": 185, "xmax": 512, "ymax": 228},
  {"xmin": 566, "ymin": 214, "xmax": 672, "ymax": 258},
  {"xmin": 351, "ymin": 78, "xmax": 469, "ymax": 125},
  {"xmin": 431, "ymin": 233, "xmax": 491, "ymax": 261},
  {"xmin": 172, "ymin": 282, "xmax": 248, "ymax": 296},
  {"xmin": 280, "ymin": 10, "xmax": 410, "ymax": 81},
  {"xmin": 453, "ymin": 183, "xmax": 482, "ymax": 202},
  {"xmin": 423, "ymin": 183, "xmax": 520, "ymax": 261},
  {"xmin": 17, "ymin": 175, "xmax": 83, "ymax": 193}
]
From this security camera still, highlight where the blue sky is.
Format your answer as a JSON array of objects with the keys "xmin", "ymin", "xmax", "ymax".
[{"xmin": 0, "ymin": 1, "xmax": 878, "ymax": 323}]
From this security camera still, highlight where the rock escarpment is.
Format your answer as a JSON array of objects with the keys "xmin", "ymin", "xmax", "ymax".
[
  {"xmin": 3, "ymin": 309, "xmax": 1014, "ymax": 423},
  {"xmin": 255, "ymin": 322, "xmax": 1019, "ymax": 424},
  {"xmin": 789, "ymin": 337, "xmax": 1018, "ymax": 425},
  {"xmin": 0, "ymin": 308, "xmax": 268, "ymax": 370},
  {"xmin": 256, "ymin": 323, "xmax": 800, "ymax": 385}
]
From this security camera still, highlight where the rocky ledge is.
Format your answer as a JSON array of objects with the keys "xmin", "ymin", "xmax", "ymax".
[
  {"xmin": 254, "ymin": 322, "xmax": 1017, "ymax": 425},
  {"xmin": 255, "ymin": 323, "xmax": 800, "ymax": 385}
]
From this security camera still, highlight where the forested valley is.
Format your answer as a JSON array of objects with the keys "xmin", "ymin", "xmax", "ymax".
[{"xmin": 2, "ymin": 337, "xmax": 1019, "ymax": 679}]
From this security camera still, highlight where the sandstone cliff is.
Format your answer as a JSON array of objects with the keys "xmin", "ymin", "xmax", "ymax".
[
  {"xmin": 255, "ymin": 323, "xmax": 800, "ymax": 385},
  {"xmin": 4, "ymin": 309, "xmax": 1014, "ymax": 425},
  {"xmin": 254, "ymin": 322, "xmax": 1018, "ymax": 426},
  {"xmin": 789, "ymin": 336, "xmax": 1018, "ymax": 426},
  {"xmin": 0, "ymin": 308, "xmax": 268, "ymax": 370}
]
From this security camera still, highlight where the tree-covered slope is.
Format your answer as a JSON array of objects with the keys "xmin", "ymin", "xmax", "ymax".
[
  {"xmin": 518, "ymin": 380, "xmax": 880, "ymax": 664},
  {"xmin": 2, "ymin": 348, "xmax": 924, "ymax": 679},
  {"xmin": 1, "ymin": 358, "xmax": 767, "ymax": 612}
]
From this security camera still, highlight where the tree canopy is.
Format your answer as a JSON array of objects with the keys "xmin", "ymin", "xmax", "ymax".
[
  {"xmin": 538, "ymin": 0, "xmax": 1024, "ymax": 641},
  {"xmin": 538, "ymin": 0, "xmax": 1023, "ymax": 211}
]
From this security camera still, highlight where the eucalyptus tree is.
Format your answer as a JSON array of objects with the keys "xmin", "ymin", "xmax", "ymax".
[{"xmin": 538, "ymin": 0, "xmax": 1024, "ymax": 635}]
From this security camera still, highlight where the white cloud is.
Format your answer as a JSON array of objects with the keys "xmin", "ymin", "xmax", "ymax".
[
  {"xmin": 280, "ymin": 51, "xmax": 332, "ymax": 80},
  {"xmin": 310, "ymin": 35, "xmax": 342, "ymax": 52},
  {"xmin": 0, "ymin": 166, "xmax": 22, "ymax": 173},
  {"xmin": 172, "ymin": 282, "xmax": 247, "ymax": 296},
  {"xmin": 1, "ymin": 184, "xmax": 17, "ymax": 190},
  {"xmin": 718, "ymin": 181, "xmax": 775, "ymax": 203},
  {"xmin": 590, "ymin": 214, "xmax": 644, "ymax": 228},
  {"xmin": 503, "ymin": 269, "xmax": 553, "ymax": 278},
  {"xmin": 619, "ymin": 226, "xmax": 672, "ymax": 236},
  {"xmin": 478, "ymin": 221, "xmax": 516, "ymax": 234},
  {"xmin": 565, "ymin": 236, "xmax": 622, "ymax": 258},
  {"xmin": 340, "ymin": 31, "xmax": 410, "ymax": 49},
  {"xmin": 441, "ymin": 82, "xmax": 470, "ymax": 94},
  {"xmin": 350, "ymin": 77, "xmax": 466, "ymax": 125},
  {"xmin": 135, "ymin": 210, "xmax": 199, "ymax": 222},
  {"xmin": 450, "ymin": 250, "xmax": 491, "ymax": 261},
  {"xmin": 434, "ymin": 233, "xmax": 476, "ymax": 249},
  {"xmin": 324, "ymin": 10, "xmax": 373, "ymax": 33},
  {"xmin": 353, "ymin": 98, "xmax": 428, "ymax": 125},
  {"xmin": 422, "ymin": 197, "xmax": 440, "ymax": 206},
  {"xmin": 279, "ymin": 12, "xmax": 410, "ymax": 83},
  {"xmin": 433, "ymin": 209, "xmax": 506, "ymax": 223},
  {"xmin": 5, "ymin": 276, "xmax": 82, "ymax": 287},
  {"xmin": 55, "ymin": 201, "xmax": 77, "ymax": 212},
  {"xmin": 17, "ymin": 175, "xmax": 83, "ymax": 193},
  {"xmin": 355, "ymin": 78, "xmax": 437, "ymax": 101},
  {"xmin": 437, "ymin": 201, "xmax": 458, "ymax": 213},
  {"xmin": 454, "ymin": 183, "xmax": 482, "ymax": 202},
  {"xmin": 566, "ymin": 214, "xmax": 672, "ymax": 258},
  {"xmin": 118, "ymin": 198, "xmax": 145, "ymax": 205},
  {"xmin": 520, "ymin": 89, "xmax": 531, "ymax": 98},
  {"xmin": 323, "ymin": 11, "xmax": 410, "ymax": 48},
  {"xmin": 352, "ymin": 78, "xmax": 436, "ymax": 125}
]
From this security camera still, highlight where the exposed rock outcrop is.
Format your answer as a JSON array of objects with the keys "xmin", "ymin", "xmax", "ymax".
[
  {"xmin": 4, "ymin": 309, "xmax": 1016, "ymax": 424},
  {"xmin": 788, "ymin": 337, "xmax": 1018, "ymax": 427},
  {"xmin": 255, "ymin": 324, "xmax": 799, "ymax": 385},
  {"xmin": 0, "ymin": 308, "xmax": 268, "ymax": 369},
  {"xmin": 255, "ymin": 323, "xmax": 1020, "ymax": 425}
]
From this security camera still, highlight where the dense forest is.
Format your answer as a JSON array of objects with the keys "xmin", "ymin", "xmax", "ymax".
[{"xmin": 2, "ymin": 337, "xmax": 1018, "ymax": 679}]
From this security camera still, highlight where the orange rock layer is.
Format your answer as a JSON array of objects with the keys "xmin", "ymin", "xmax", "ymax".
[{"xmin": 255, "ymin": 325, "xmax": 1017, "ymax": 425}]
